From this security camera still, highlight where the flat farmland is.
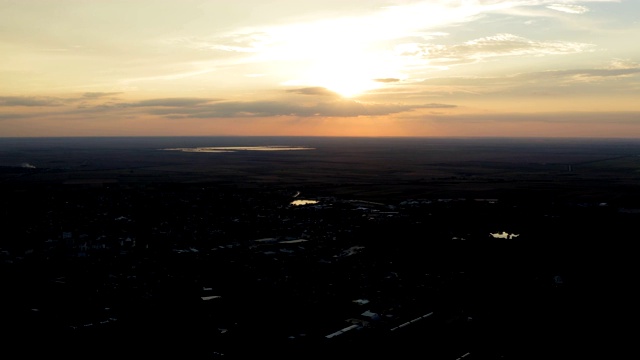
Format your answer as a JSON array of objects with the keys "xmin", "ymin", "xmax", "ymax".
[{"xmin": 2, "ymin": 136, "xmax": 640, "ymax": 203}]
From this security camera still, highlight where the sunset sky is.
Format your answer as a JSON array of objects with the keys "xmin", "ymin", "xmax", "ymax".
[{"xmin": 1, "ymin": 0, "xmax": 639, "ymax": 137}]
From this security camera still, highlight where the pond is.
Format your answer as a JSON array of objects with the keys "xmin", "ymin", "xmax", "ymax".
[{"xmin": 290, "ymin": 199, "xmax": 319, "ymax": 206}]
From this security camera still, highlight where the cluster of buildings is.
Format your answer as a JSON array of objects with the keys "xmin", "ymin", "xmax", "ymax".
[{"xmin": 2, "ymin": 182, "xmax": 603, "ymax": 358}]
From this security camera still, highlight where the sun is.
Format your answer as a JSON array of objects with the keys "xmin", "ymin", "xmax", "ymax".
[
  {"xmin": 297, "ymin": 44, "xmax": 404, "ymax": 97},
  {"xmin": 282, "ymin": 53, "xmax": 391, "ymax": 98},
  {"xmin": 261, "ymin": 13, "xmax": 412, "ymax": 97},
  {"xmin": 307, "ymin": 63, "xmax": 381, "ymax": 98}
]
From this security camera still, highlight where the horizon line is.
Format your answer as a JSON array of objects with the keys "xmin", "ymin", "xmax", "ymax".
[{"xmin": 2, "ymin": 135, "xmax": 640, "ymax": 140}]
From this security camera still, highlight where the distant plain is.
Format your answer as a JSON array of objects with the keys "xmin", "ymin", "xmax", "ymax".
[{"xmin": 2, "ymin": 136, "xmax": 640, "ymax": 204}]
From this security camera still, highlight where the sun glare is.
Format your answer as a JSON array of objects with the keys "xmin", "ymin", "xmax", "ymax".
[
  {"xmin": 305, "ymin": 55, "xmax": 384, "ymax": 97},
  {"xmin": 279, "ymin": 47, "xmax": 396, "ymax": 98},
  {"xmin": 258, "ymin": 13, "xmax": 415, "ymax": 98},
  {"xmin": 256, "ymin": 2, "xmax": 490, "ymax": 97}
]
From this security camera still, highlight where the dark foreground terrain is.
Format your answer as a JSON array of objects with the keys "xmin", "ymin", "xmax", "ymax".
[{"xmin": 0, "ymin": 136, "xmax": 636, "ymax": 358}]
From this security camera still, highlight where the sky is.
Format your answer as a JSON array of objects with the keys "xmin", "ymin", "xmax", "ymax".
[{"xmin": 1, "ymin": 0, "xmax": 639, "ymax": 138}]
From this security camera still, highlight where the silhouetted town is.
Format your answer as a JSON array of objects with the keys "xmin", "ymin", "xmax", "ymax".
[{"xmin": 2, "ymin": 181, "xmax": 630, "ymax": 359}]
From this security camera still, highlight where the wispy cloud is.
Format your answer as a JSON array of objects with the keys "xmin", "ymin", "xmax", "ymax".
[
  {"xmin": 0, "ymin": 93, "xmax": 127, "ymax": 108},
  {"xmin": 0, "ymin": 90, "xmax": 459, "ymax": 120},
  {"xmin": 123, "ymin": 98, "xmax": 220, "ymax": 107},
  {"xmin": 547, "ymin": 4, "xmax": 590, "ymax": 14},
  {"xmin": 419, "ymin": 64, "xmax": 640, "ymax": 87},
  {"xmin": 430, "ymin": 111, "xmax": 640, "ymax": 124},
  {"xmin": 407, "ymin": 33, "xmax": 594, "ymax": 66},
  {"xmin": 374, "ymin": 78, "xmax": 401, "ymax": 83},
  {"xmin": 200, "ymin": 32, "xmax": 271, "ymax": 53},
  {"xmin": 142, "ymin": 98, "xmax": 457, "ymax": 118},
  {"xmin": 0, "ymin": 113, "xmax": 34, "ymax": 120},
  {"xmin": 285, "ymin": 87, "xmax": 339, "ymax": 96},
  {"xmin": 526, "ymin": 67, "xmax": 640, "ymax": 82},
  {"xmin": 0, "ymin": 96, "xmax": 64, "ymax": 107},
  {"xmin": 82, "ymin": 92, "xmax": 122, "ymax": 99},
  {"xmin": 410, "ymin": 61, "xmax": 640, "ymax": 99},
  {"xmin": 181, "ymin": 1, "xmax": 611, "ymax": 60},
  {"xmin": 121, "ymin": 68, "xmax": 217, "ymax": 84}
]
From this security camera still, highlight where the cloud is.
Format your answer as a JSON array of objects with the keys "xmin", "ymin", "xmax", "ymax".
[
  {"xmin": 429, "ymin": 111, "xmax": 640, "ymax": 124},
  {"xmin": 409, "ymin": 63, "xmax": 640, "ymax": 99},
  {"xmin": 2, "ymin": 96, "xmax": 453, "ymax": 120},
  {"xmin": 82, "ymin": 92, "xmax": 122, "ymax": 99},
  {"xmin": 419, "ymin": 65, "xmax": 640, "ymax": 87},
  {"xmin": 285, "ymin": 87, "xmax": 339, "ymax": 96},
  {"xmin": 412, "ymin": 33, "xmax": 595, "ymax": 66},
  {"xmin": 525, "ymin": 67, "xmax": 640, "ymax": 82},
  {"xmin": 374, "ymin": 78, "xmax": 401, "ymax": 83},
  {"xmin": 0, "ymin": 93, "xmax": 122, "ymax": 108},
  {"xmin": 0, "ymin": 96, "xmax": 63, "ymax": 107},
  {"xmin": 124, "ymin": 98, "xmax": 220, "ymax": 107},
  {"xmin": 192, "ymin": 32, "xmax": 270, "ymax": 53},
  {"xmin": 173, "ymin": 1, "xmax": 511, "ymax": 70},
  {"xmin": 0, "ymin": 113, "xmax": 33, "ymax": 120},
  {"xmin": 143, "ymin": 98, "xmax": 457, "ymax": 118},
  {"xmin": 547, "ymin": 4, "xmax": 590, "ymax": 14}
]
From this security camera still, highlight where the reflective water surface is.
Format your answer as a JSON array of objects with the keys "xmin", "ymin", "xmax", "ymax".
[{"xmin": 290, "ymin": 199, "xmax": 319, "ymax": 206}]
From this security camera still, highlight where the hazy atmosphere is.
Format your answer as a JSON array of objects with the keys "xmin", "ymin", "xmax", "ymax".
[{"xmin": 1, "ymin": 0, "xmax": 639, "ymax": 137}]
